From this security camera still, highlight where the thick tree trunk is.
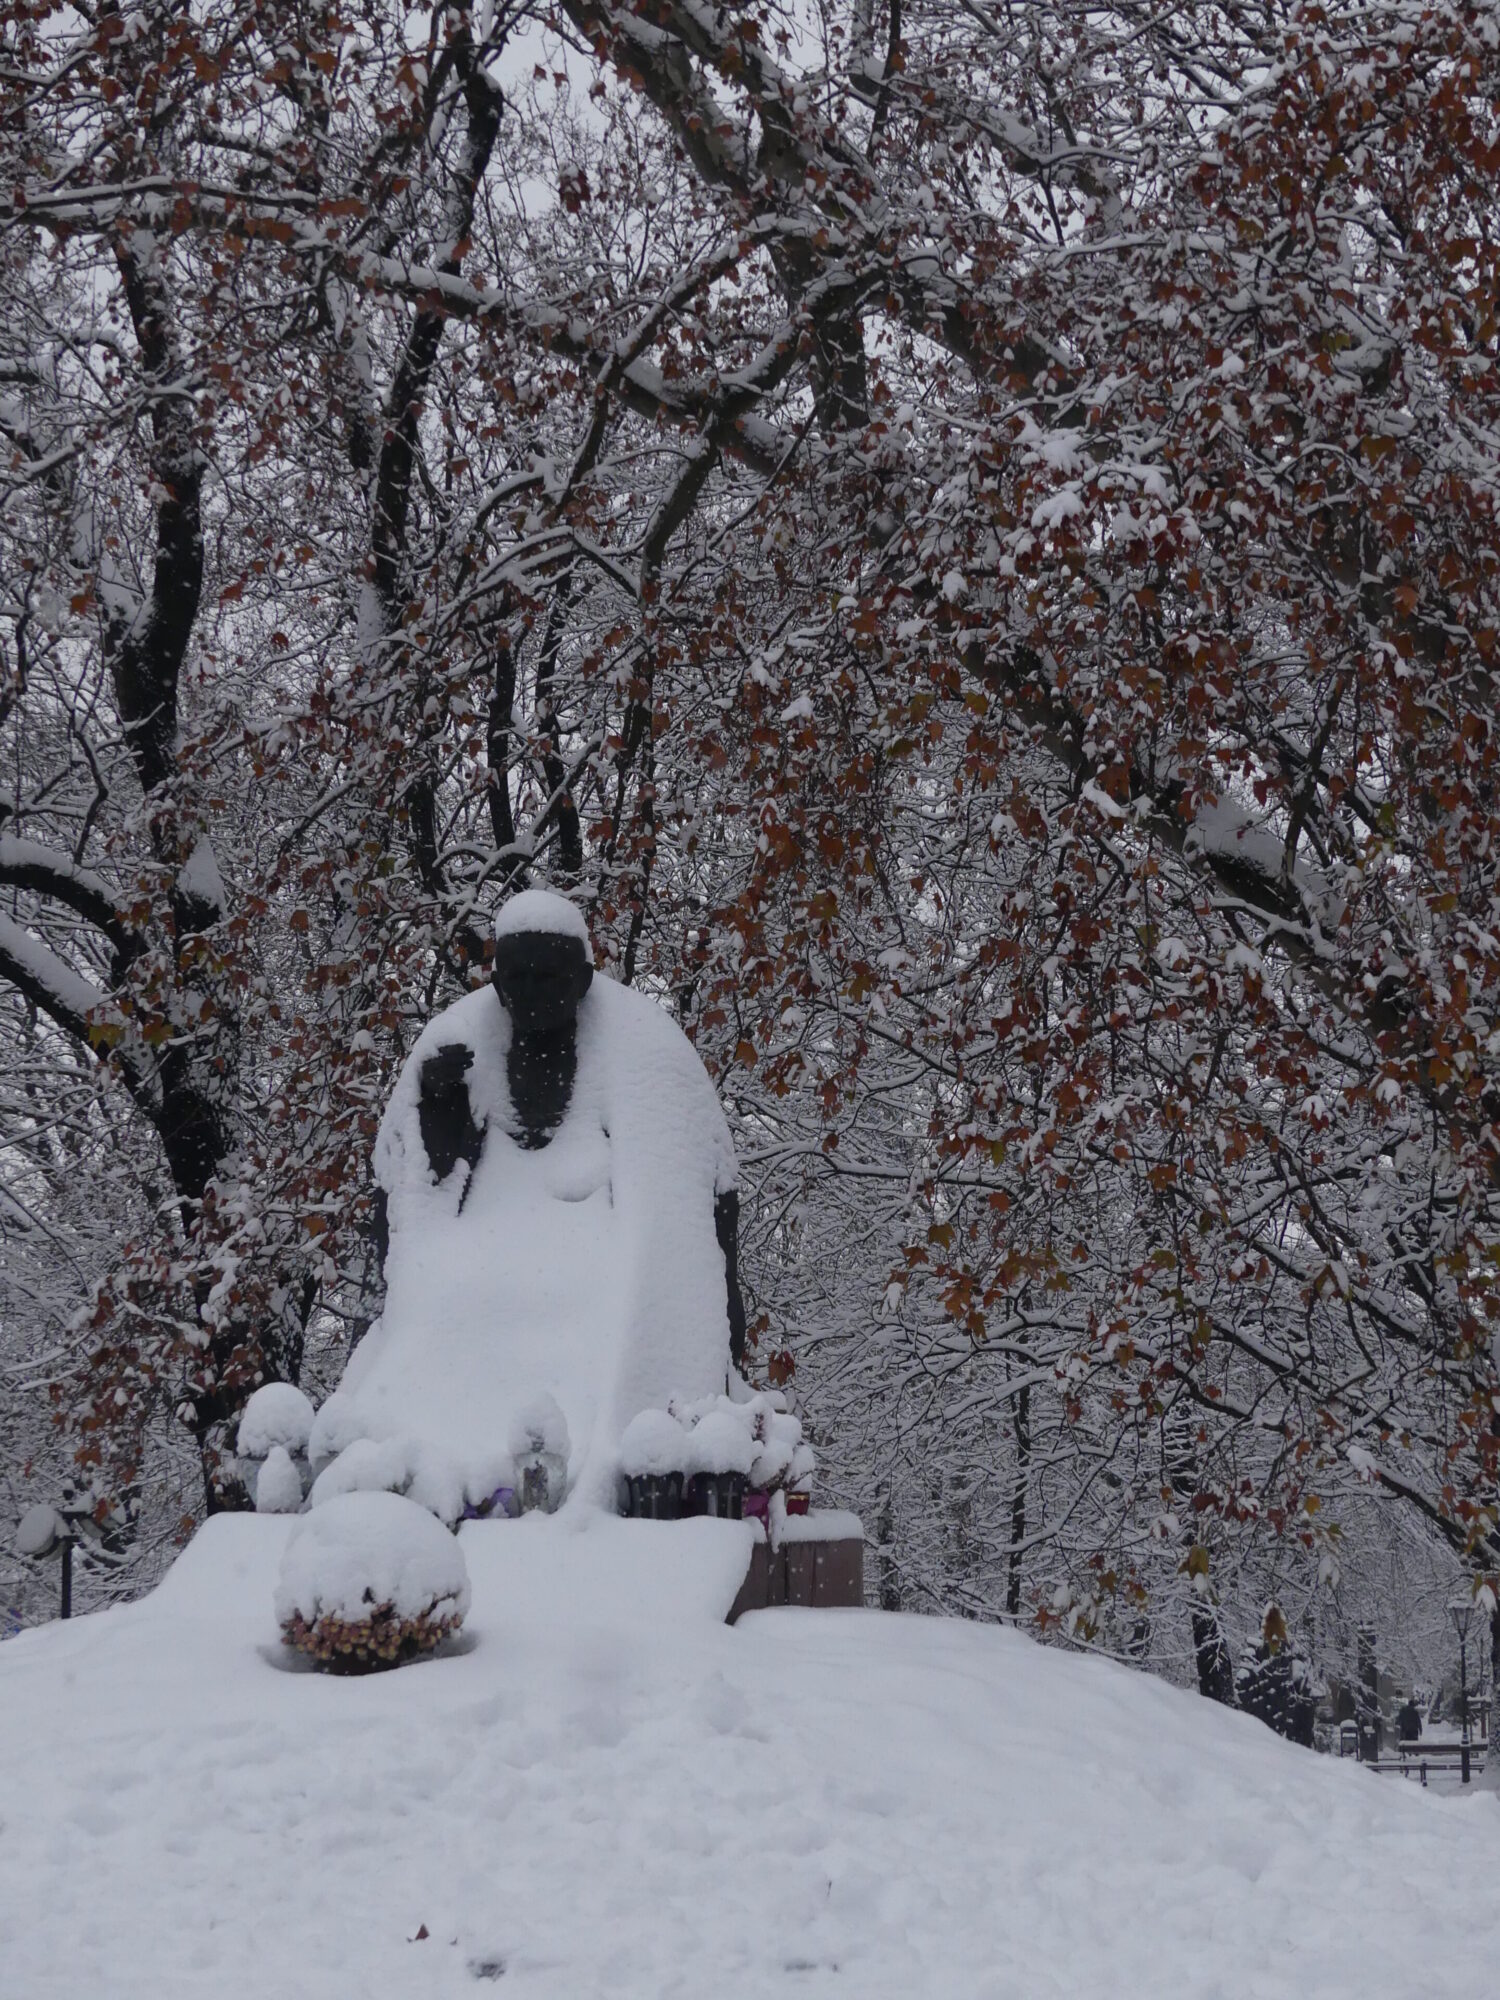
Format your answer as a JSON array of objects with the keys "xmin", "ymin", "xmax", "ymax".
[
  {"xmin": 875, "ymin": 1479, "xmax": 901, "ymax": 1613},
  {"xmin": 1192, "ymin": 1605, "xmax": 1237, "ymax": 1707}
]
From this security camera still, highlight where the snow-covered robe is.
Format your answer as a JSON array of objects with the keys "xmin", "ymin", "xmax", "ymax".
[{"xmin": 335, "ymin": 972, "xmax": 738, "ymax": 1503}]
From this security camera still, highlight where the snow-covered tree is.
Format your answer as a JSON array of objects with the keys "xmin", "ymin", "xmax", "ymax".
[{"xmin": 2, "ymin": 0, "xmax": 1497, "ymax": 1700}]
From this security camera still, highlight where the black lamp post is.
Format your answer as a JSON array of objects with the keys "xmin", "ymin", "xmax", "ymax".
[
  {"xmin": 1450, "ymin": 1599, "xmax": 1474, "ymax": 1785},
  {"xmin": 16, "ymin": 1503, "xmax": 77, "ymax": 1618}
]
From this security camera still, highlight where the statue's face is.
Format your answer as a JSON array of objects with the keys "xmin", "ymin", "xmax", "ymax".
[{"xmin": 491, "ymin": 931, "xmax": 594, "ymax": 1034}]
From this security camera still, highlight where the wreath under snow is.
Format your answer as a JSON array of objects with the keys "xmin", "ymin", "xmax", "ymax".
[{"xmin": 273, "ymin": 1489, "xmax": 471, "ymax": 1674}]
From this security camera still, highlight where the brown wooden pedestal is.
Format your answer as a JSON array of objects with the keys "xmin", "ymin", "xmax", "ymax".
[{"xmin": 726, "ymin": 1515, "xmax": 865, "ymax": 1623}]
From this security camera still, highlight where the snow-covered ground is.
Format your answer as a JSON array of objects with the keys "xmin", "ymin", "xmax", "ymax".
[{"xmin": 1, "ymin": 1512, "xmax": 1495, "ymax": 1998}]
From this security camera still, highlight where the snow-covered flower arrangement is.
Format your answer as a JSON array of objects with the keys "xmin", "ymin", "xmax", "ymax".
[
  {"xmin": 616, "ymin": 1392, "xmax": 814, "ymax": 1519},
  {"xmin": 274, "ymin": 1490, "xmax": 470, "ymax": 1674},
  {"xmin": 683, "ymin": 1407, "xmax": 757, "ymax": 1480},
  {"xmin": 307, "ymin": 1433, "xmax": 518, "ymax": 1529},
  {"xmin": 295, "ymin": 1390, "xmax": 572, "ymax": 1528},
  {"xmin": 617, "ymin": 1407, "xmax": 690, "ymax": 1480}
]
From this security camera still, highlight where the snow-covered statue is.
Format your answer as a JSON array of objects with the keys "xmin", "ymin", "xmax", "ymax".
[{"xmin": 315, "ymin": 890, "xmax": 747, "ymax": 1511}]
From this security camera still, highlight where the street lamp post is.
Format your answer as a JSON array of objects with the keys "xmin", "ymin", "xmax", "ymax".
[
  {"xmin": 1450, "ymin": 1600, "xmax": 1474, "ymax": 1786},
  {"xmin": 14, "ymin": 1501, "xmax": 97, "ymax": 1620}
]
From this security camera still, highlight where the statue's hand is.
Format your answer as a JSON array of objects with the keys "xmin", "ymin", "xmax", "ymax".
[
  {"xmin": 417, "ymin": 1042, "xmax": 484, "ymax": 1182},
  {"xmin": 420, "ymin": 1042, "xmax": 474, "ymax": 1089}
]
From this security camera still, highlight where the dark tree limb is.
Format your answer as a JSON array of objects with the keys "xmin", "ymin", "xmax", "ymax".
[{"xmin": 108, "ymin": 236, "xmax": 205, "ymax": 804}]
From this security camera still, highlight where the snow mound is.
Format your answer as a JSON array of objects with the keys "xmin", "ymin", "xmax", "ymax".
[
  {"xmin": 750, "ymin": 1410, "xmax": 804, "ymax": 1489},
  {"xmin": 778, "ymin": 1506, "xmax": 862, "ymax": 1543},
  {"xmin": 2, "ymin": 1511, "xmax": 1498, "ymax": 1997},
  {"xmin": 624, "ymin": 1392, "xmax": 814, "ymax": 1489},
  {"xmin": 493, "ymin": 887, "xmax": 592, "ymax": 958},
  {"xmin": 618, "ymin": 1406, "xmax": 689, "ymax": 1476},
  {"xmin": 304, "ymin": 1384, "xmax": 366, "ymax": 1480},
  {"xmin": 237, "ymin": 1382, "xmax": 315, "ymax": 1460},
  {"xmin": 274, "ymin": 1490, "xmax": 470, "ymax": 1629},
  {"xmin": 684, "ymin": 1408, "xmax": 756, "ymax": 1477},
  {"xmin": 308, "ymin": 1434, "xmax": 513, "ymax": 1529},
  {"xmin": 508, "ymin": 1392, "xmax": 570, "ymax": 1462},
  {"xmin": 255, "ymin": 1446, "xmax": 304, "ymax": 1514},
  {"xmin": 15, "ymin": 1502, "xmax": 66, "ymax": 1557}
]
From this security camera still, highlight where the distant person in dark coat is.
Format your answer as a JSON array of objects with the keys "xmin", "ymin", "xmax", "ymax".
[{"xmin": 1397, "ymin": 1696, "xmax": 1423, "ymax": 1744}]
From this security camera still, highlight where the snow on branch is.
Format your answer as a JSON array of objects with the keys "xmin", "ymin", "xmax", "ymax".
[
  {"xmin": 0, "ymin": 835, "xmax": 130, "ymax": 949},
  {"xmin": 0, "ymin": 912, "xmax": 110, "ymax": 1042}
]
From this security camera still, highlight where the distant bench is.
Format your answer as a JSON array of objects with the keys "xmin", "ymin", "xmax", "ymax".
[{"xmin": 1370, "ymin": 1742, "xmax": 1489, "ymax": 1785}]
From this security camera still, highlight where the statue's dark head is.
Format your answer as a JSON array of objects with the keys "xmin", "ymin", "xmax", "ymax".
[
  {"xmin": 492, "ymin": 930, "xmax": 592, "ymax": 1034},
  {"xmin": 490, "ymin": 891, "xmax": 594, "ymax": 1036}
]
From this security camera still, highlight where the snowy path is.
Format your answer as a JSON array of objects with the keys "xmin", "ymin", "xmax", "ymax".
[{"xmin": 0, "ymin": 1513, "xmax": 1494, "ymax": 1998}]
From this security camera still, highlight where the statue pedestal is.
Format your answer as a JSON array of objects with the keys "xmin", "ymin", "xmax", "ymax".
[{"xmin": 727, "ymin": 1511, "xmax": 865, "ymax": 1623}]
